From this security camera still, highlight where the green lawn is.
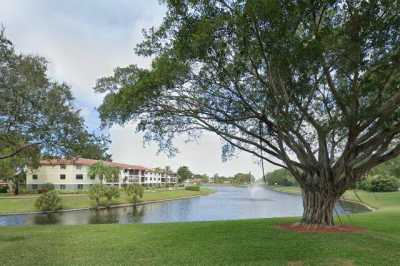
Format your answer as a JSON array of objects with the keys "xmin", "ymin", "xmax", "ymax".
[
  {"xmin": 1, "ymin": 187, "xmax": 400, "ymax": 265},
  {"xmin": 269, "ymin": 185, "xmax": 400, "ymax": 211},
  {"xmin": 270, "ymin": 186, "xmax": 302, "ymax": 195},
  {"xmin": 0, "ymin": 211, "xmax": 400, "ymax": 265},
  {"xmin": 0, "ymin": 188, "xmax": 213, "ymax": 214}
]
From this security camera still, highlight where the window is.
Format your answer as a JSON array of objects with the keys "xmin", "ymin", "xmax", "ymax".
[
  {"xmin": 60, "ymin": 185, "xmax": 66, "ymax": 190},
  {"xmin": 76, "ymin": 174, "xmax": 83, "ymax": 180},
  {"xmin": 32, "ymin": 174, "xmax": 38, "ymax": 180},
  {"xmin": 60, "ymin": 174, "xmax": 66, "ymax": 180},
  {"xmin": 77, "ymin": 184, "xmax": 83, "ymax": 190},
  {"xmin": 32, "ymin": 184, "xmax": 38, "ymax": 190},
  {"xmin": 60, "ymin": 165, "xmax": 66, "ymax": 169},
  {"xmin": 90, "ymin": 174, "xmax": 95, "ymax": 180}
]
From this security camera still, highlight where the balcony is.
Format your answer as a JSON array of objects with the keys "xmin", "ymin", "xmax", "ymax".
[{"xmin": 125, "ymin": 175, "xmax": 141, "ymax": 184}]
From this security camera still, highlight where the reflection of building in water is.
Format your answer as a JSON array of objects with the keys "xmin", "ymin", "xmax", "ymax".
[{"xmin": 26, "ymin": 158, "xmax": 178, "ymax": 191}]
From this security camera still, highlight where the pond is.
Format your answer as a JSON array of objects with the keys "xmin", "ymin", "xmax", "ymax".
[{"xmin": 0, "ymin": 185, "xmax": 368, "ymax": 226}]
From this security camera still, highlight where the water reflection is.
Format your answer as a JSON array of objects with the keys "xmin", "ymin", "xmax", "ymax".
[
  {"xmin": 0, "ymin": 185, "xmax": 369, "ymax": 226},
  {"xmin": 33, "ymin": 213, "xmax": 61, "ymax": 225}
]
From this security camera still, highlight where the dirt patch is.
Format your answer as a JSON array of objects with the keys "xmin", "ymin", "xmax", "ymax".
[{"xmin": 277, "ymin": 223, "xmax": 367, "ymax": 233}]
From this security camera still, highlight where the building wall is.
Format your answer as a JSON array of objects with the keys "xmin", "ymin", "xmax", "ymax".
[
  {"xmin": 26, "ymin": 164, "xmax": 177, "ymax": 191},
  {"xmin": 26, "ymin": 164, "xmax": 99, "ymax": 191}
]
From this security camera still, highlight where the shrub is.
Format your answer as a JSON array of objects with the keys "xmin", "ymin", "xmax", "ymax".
[
  {"xmin": 265, "ymin": 169, "xmax": 298, "ymax": 186},
  {"xmin": 89, "ymin": 184, "xmax": 106, "ymax": 209},
  {"xmin": 103, "ymin": 186, "xmax": 120, "ymax": 207},
  {"xmin": 357, "ymin": 178, "xmax": 372, "ymax": 191},
  {"xmin": 35, "ymin": 191, "xmax": 62, "ymax": 211},
  {"xmin": 368, "ymin": 176, "xmax": 399, "ymax": 192},
  {"xmin": 0, "ymin": 186, "xmax": 8, "ymax": 193},
  {"xmin": 125, "ymin": 184, "xmax": 144, "ymax": 204},
  {"xmin": 185, "ymin": 185, "xmax": 200, "ymax": 191},
  {"xmin": 38, "ymin": 183, "xmax": 55, "ymax": 194}
]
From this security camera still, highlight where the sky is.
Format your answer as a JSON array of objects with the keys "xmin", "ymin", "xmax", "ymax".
[{"xmin": 0, "ymin": 0, "xmax": 278, "ymax": 178}]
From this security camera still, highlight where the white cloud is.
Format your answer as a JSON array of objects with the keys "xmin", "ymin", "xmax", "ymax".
[
  {"xmin": 110, "ymin": 124, "xmax": 276, "ymax": 177},
  {"xmin": 1, "ymin": 0, "xmax": 278, "ymax": 178}
]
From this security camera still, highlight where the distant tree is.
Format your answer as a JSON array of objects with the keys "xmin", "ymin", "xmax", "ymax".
[
  {"xmin": 177, "ymin": 166, "xmax": 193, "ymax": 182},
  {"xmin": 233, "ymin": 173, "xmax": 254, "ymax": 184},
  {"xmin": 265, "ymin": 169, "xmax": 298, "ymax": 187},
  {"xmin": 103, "ymin": 186, "xmax": 120, "ymax": 207},
  {"xmin": 89, "ymin": 184, "xmax": 106, "ymax": 209},
  {"xmin": 95, "ymin": 1, "xmax": 400, "ymax": 225},
  {"xmin": 0, "ymin": 29, "xmax": 110, "ymax": 161},
  {"xmin": 125, "ymin": 184, "xmax": 144, "ymax": 204},
  {"xmin": 88, "ymin": 162, "xmax": 120, "ymax": 184},
  {"xmin": 212, "ymin": 174, "xmax": 234, "ymax": 184},
  {"xmin": 153, "ymin": 167, "xmax": 164, "ymax": 174},
  {"xmin": 193, "ymin": 174, "xmax": 209, "ymax": 183}
]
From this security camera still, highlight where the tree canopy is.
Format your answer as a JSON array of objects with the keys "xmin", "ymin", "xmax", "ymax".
[
  {"xmin": 95, "ymin": 1, "xmax": 400, "ymax": 225},
  {"xmin": 0, "ymin": 29, "xmax": 110, "ymax": 161},
  {"xmin": 177, "ymin": 166, "xmax": 193, "ymax": 182},
  {"xmin": 265, "ymin": 168, "xmax": 298, "ymax": 187},
  {"xmin": 88, "ymin": 162, "xmax": 120, "ymax": 184},
  {"xmin": 233, "ymin": 172, "xmax": 255, "ymax": 184}
]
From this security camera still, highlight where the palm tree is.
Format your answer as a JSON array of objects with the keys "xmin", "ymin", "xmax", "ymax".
[{"xmin": 88, "ymin": 162, "xmax": 120, "ymax": 184}]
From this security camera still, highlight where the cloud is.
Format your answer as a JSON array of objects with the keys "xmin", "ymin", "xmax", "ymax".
[
  {"xmin": 109, "ymin": 124, "xmax": 277, "ymax": 177},
  {"xmin": 1, "ymin": 0, "xmax": 278, "ymax": 178}
]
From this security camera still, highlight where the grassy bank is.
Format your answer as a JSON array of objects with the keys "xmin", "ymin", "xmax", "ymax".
[
  {"xmin": 269, "ymin": 185, "xmax": 400, "ymax": 211},
  {"xmin": 270, "ymin": 186, "xmax": 302, "ymax": 195},
  {"xmin": 1, "ymin": 187, "xmax": 400, "ymax": 265},
  {"xmin": 1, "ymin": 210, "xmax": 400, "ymax": 265},
  {"xmin": 0, "ymin": 188, "xmax": 213, "ymax": 214}
]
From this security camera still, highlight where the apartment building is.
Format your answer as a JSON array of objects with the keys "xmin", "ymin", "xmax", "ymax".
[{"xmin": 26, "ymin": 158, "xmax": 177, "ymax": 191}]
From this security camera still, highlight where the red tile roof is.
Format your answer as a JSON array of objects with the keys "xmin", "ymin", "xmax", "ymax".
[{"xmin": 40, "ymin": 158, "xmax": 149, "ymax": 170}]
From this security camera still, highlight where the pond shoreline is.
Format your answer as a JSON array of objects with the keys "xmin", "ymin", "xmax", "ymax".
[
  {"xmin": 0, "ymin": 193, "xmax": 211, "ymax": 217},
  {"xmin": 0, "ymin": 185, "xmax": 361, "ymax": 226},
  {"xmin": 267, "ymin": 186, "xmax": 375, "ymax": 212}
]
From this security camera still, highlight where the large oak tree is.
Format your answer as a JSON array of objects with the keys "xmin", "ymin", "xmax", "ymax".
[
  {"xmin": 0, "ymin": 29, "xmax": 110, "ymax": 161},
  {"xmin": 95, "ymin": 0, "xmax": 400, "ymax": 225}
]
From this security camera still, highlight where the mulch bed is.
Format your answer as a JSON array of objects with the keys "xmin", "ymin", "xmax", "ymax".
[{"xmin": 277, "ymin": 223, "xmax": 367, "ymax": 233}]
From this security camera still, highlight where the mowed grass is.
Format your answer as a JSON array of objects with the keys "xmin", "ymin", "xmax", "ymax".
[
  {"xmin": 1, "ymin": 211, "xmax": 400, "ymax": 265},
  {"xmin": 270, "ymin": 186, "xmax": 302, "ymax": 195},
  {"xmin": 1, "ymin": 187, "xmax": 400, "ymax": 265},
  {"xmin": 0, "ymin": 188, "xmax": 213, "ymax": 214},
  {"xmin": 270, "ymin": 185, "xmax": 400, "ymax": 210}
]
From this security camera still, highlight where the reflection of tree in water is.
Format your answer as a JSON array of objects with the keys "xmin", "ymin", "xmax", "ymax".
[
  {"xmin": 33, "ymin": 213, "xmax": 61, "ymax": 225},
  {"xmin": 88, "ymin": 209, "xmax": 119, "ymax": 224},
  {"xmin": 130, "ymin": 206, "xmax": 145, "ymax": 223}
]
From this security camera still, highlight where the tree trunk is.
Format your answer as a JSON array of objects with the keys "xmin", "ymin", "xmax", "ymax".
[
  {"xmin": 301, "ymin": 189, "xmax": 338, "ymax": 226},
  {"xmin": 14, "ymin": 182, "xmax": 19, "ymax": 195},
  {"xmin": 95, "ymin": 198, "xmax": 100, "ymax": 209}
]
